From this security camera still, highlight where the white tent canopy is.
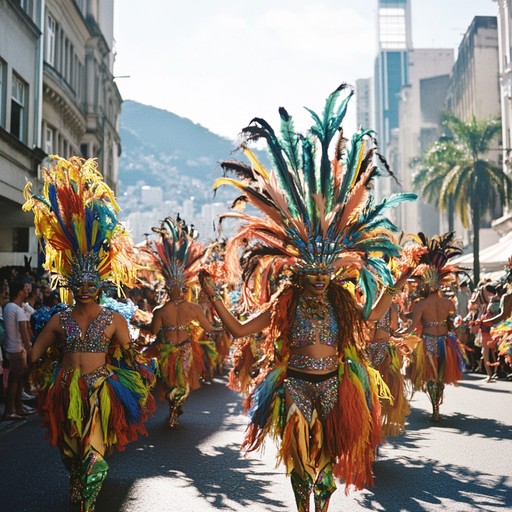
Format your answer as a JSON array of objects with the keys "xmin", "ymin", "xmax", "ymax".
[{"xmin": 451, "ymin": 231, "xmax": 512, "ymax": 273}]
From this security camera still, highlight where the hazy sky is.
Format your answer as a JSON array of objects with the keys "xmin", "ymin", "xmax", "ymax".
[{"xmin": 113, "ymin": 0, "xmax": 497, "ymax": 140}]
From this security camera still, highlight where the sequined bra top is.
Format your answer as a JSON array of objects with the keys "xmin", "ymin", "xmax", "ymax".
[
  {"xmin": 289, "ymin": 299, "xmax": 339, "ymax": 348},
  {"xmin": 374, "ymin": 308, "xmax": 391, "ymax": 333},
  {"xmin": 60, "ymin": 307, "xmax": 113, "ymax": 353}
]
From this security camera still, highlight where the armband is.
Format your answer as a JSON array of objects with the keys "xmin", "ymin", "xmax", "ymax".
[{"xmin": 385, "ymin": 285, "xmax": 399, "ymax": 297}]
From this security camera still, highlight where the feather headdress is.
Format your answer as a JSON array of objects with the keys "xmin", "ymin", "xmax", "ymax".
[
  {"xmin": 411, "ymin": 231, "xmax": 464, "ymax": 288},
  {"xmin": 148, "ymin": 216, "xmax": 207, "ymax": 289},
  {"xmin": 215, "ymin": 84, "xmax": 416, "ymax": 316},
  {"xmin": 22, "ymin": 156, "xmax": 135, "ymax": 303}
]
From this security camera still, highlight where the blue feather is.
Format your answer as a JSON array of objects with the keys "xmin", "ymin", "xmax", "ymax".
[
  {"xmin": 108, "ymin": 377, "xmax": 142, "ymax": 423},
  {"xmin": 248, "ymin": 367, "xmax": 283, "ymax": 428}
]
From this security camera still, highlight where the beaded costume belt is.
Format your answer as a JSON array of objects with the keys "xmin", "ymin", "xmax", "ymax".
[{"xmin": 288, "ymin": 353, "xmax": 338, "ymax": 372}]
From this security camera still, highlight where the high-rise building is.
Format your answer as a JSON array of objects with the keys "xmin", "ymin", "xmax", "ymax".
[
  {"xmin": 355, "ymin": 78, "xmax": 372, "ymax": 129},
  {"xmin": 446, "ymin": 16, "xmax": 501, "ymax": 246},
  {"xmin": 445, "ymin": 16, "xmax": 499, "ymax": 122},
  {"xmin": 374, "ymin": 0, "xmax": 412, "ymax": 155},
  {"xmin": 395, "ymin": 49, "xmax": 454, "ymax": 235}
]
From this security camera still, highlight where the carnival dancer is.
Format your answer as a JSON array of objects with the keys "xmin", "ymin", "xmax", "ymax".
[
  {"xmin": 366, "ymin": 301, "xmax": 411, "ymax": 436},
  {"xmin": 399, "ymin": 232, "xmax": 467, "ymax": 422},
  {"xmin": 483, "ymin": 259, "xmax": 512, "ymax": 378},
  {"xmin": 147, "ymin": 216, "xmax": 220, "ymax": 428},
  {"xmin": 366, "ymin": 246, "xmax": 426, "ymax": 436},
  {"xmin": 23, "ymin": 156, "xmax": 156, "ymax": 512},
  {"xmin": 199, "ymin": 85, "xmax": 416, "ymax": 511}
]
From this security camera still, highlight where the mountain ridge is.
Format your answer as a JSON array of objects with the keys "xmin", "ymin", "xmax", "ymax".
[{"xmin": 118, "ymin": 100, "xmax": 239, "ymax": 191}]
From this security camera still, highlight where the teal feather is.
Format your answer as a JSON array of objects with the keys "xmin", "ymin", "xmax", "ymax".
[
  {"xmin": 301, "ymin": 137, "xmax": 316, "ymax": 228},
  {"xmin": 373, "ymin": 193, "xmax": 418, "ymax": 215},
  {"xmin": 367, "ymin": 257, "xmax": 394, "ymax": 285},
  {"xmin": 278, "ymin": 107, "xmax": 302, "ymax": 175},
  {"xmin": 358, "ymin": 266, "xmax": 379, "ymax": 318},
  {"xmin": 243, "ymin": 119, "xmax": 304, "ymax": 219},
  {"xmin": 306, "ymin": 85, "xmax": 354, "ymax": 209},
  {"xmin": 337, "ymin": 129, "xmax": 374, "ymax": 205}
]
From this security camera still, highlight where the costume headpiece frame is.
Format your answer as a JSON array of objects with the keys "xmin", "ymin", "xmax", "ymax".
[
  {"xmin": 23, "ymin": 155, "xmax": 135, "ymax": 302},
  {"xmin": 215, "ymin": 84, "xmax": 417, "ymax": 316}
]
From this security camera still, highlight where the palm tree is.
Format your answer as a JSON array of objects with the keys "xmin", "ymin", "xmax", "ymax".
[
  {"xmin": 411, "ymin": 138, "xmax": 465, "ymax": 231},
  {"xmin": 433, "ymin": 114, "xmax": 512, "ymax": 284}
]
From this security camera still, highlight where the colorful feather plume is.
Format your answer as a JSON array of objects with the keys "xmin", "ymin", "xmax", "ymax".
[
  {"xmin": 147, "ymin": 216, "xmax": 207, "ymax": 289},
  {"xmin": 215, "ymin": 85, "xmax": 416, "ymax": 315},
  {"xmin": 22, "ymin": 156, "xmax": 136, "ymax": 302},
  {"xmin": 410, "ymin": 231, "xmax": 464, "ymax": 287}
]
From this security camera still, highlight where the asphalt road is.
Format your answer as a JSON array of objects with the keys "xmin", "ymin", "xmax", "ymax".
[{"xmin": 1, "ymin": 371, "xmax": 511, "ymax": 512}]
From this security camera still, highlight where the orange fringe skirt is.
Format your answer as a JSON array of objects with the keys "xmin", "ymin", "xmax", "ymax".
[{"xmin": 407, "ymin": 332, "xmax": 466, "ymax": 391}]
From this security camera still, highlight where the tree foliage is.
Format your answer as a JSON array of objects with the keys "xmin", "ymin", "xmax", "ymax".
[{"xmin": 412, "ymin": 114, "xmax": 512, "ymax": 284}]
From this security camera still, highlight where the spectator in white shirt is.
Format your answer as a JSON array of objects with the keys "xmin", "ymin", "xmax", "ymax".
[{"xmin": 2, "ymin": 279, "xmax": 34, "ymax": 420}]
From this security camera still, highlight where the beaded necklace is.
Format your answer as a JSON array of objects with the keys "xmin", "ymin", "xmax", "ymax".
[{"xmin": 299, "ymin": 295, "xmax": 329, "ymax": 321}]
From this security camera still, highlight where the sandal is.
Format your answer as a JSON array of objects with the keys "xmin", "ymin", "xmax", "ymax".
[
  {"xmin": 3, "ymin": 413, "xmax": 25, "ymax": 421},
  {"xmin": 16, "ymin": 407, "xmax": 36, "ymax": 416}
]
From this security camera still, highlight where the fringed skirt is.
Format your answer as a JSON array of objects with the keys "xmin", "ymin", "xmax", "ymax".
[
  {"xmin": 367, "ymin": 341, "xmax": 410, "ymax": 437},
  {"xmin": 156, "ymin": 338, "xmax": 220, "ymax": 399},
  {"xmin": 198, "ymin": 340, "xmax": 219, "ymax": 381},
  {"xmin": 491, "ymin": 319, "xmax": 512, "ymax": 365},
  {"xmin": 158, "ymin": 340, "xmax": 198, "ymax": 396},
  {"xmin": 407, "ymin": 332, "xmax": 466, "ymax": 390},
  {"xmin": 241, "ymin": 346, "xmax": 387, "ymax": 492},
  {"xmin": 37, "ymin": 362, "xmax": 155, "ymax": 455}
]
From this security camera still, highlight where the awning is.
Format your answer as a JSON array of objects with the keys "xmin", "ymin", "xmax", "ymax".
[{"xmin": 451, "ymin": 231, "xmax": 512, "ymax": 273}]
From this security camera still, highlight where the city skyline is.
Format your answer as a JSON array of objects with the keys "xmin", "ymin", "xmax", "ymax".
[{"xmin": 113, "ymin": 0, "xmax": 497, "ymax": 140}]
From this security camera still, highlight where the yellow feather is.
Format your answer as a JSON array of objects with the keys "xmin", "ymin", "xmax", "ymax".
[
  {"xmin": 349, "ymin": 139, "xmax": 366, "ymax": 189},
  {"xmin": 242, "ymin": 148, "xmax": 270, "ymax": 180},
  {"xmin": 213, "ymin": 177, "xmax": 248, "ymax": 191}
]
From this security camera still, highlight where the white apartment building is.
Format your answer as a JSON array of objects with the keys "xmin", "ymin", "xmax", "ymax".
[
  {"xmin": 446, "ymin": 16, "xmax": 500, "ymax": 123},
  {"xmin": 446, "ymin": 16, "xmax": 501, "ymax": 249},
  {"xmin": 0, "ymin": 0, "xmax": 121, "ymax": 267},
  {"xmin": 494, "ymin": 1, "xmax": 512, "ymax": 233}
]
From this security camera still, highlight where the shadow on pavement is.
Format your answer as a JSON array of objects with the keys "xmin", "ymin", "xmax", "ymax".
[{"xmin": 99, "ymin": 374, "xmax": 287, "ymax": 511}]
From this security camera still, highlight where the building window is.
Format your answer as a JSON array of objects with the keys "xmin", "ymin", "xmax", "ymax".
[
  {"xmin": 44, "ymin": 125, "xmax": 55, "ymax": 154},
  {"xmin": 64, "ymin": 38, "xmax": 69, "ymax": 82},
  {"xmin": 379, "ymin": 7, "xmax": 407, "ymax": 49},
  {"xmin": 13, "ymin": 227, "xmax": 29, "ymax": 252},
  {"xmin": 10, "ymin": 74, "xmax": 27, "ymax": 142},
  {"xmin": 19, "ymin": 0, "xmax": 34, "ymax": 17},
  {"xmin": 45, "ymin": 15, "xmax": 56, "ymax": 66},
  {"xmin": 80, "ymin": 143, "xmax": 89, "ymax": 158}
]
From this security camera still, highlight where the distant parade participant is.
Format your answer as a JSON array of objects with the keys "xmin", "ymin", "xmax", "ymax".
[
  {"xmin": 24, "ymin": 156, "xmax": 156, "ymax": 512},
  {"xmin": 399, "ymin": 232, "xmax": 467, "ymax": 422},
  {"xmin": 366, "ymin": 300, "xmax": 411, "ymax": 436},
  {"xmin": 365, "ymin": 246, "xmax": 426, "ymax": 437},
  {"xmin": 147, "ymin": 216, "xmax": 220, "ymax": 428},
  {"xmin": 200, "ymin": 85, "xmax": 416, "ymax": 511},
  {"xmin": 482, "ymin": 259, "xmax": 512, "ymax": 378}
]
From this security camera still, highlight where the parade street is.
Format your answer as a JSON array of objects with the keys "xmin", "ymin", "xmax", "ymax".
[{"xmin": 1, "ymin": 371, "xmax": 511, "ymax": 512}]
